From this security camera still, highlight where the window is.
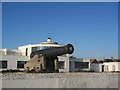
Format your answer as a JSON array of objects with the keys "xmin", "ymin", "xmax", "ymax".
[
  {"xmin": 32, "ymin": 47, "xmax": 38, "ymax": 52},
  {"xmin": 0, "ymin": 60, "xmax": 7, "ymax": 68},
  {"xmin": 41, "ymin": 47, "xmax": 44, "ymax": 49},
  {"xmin": 59, "ymin": 61, "xmax": 65, "ymax": 69},
  {"xmin": 32, "ymin": 46, "xmax": 53, "ymax": 52},
  {"xmin": 32, "ymin": 47, "xmax": 48, "ymax": 52},
  {"xmin": 40, "ymin": 47, "xmax": 43, "ymax": 50},
  {"xmin": 26, "ymin": 48, "xmax": 28, "ymax": 56},
  {"xmin": 74, "ymin": 62, "xmax": 89, "ymax": 69},
  {"xmin": 102, "ymin": 65, "xmax": 104, "ymax": 72},
  {"xmin": 17, "ymin": 61, "xmax": 27, "ymax": 68},
  {"xmin": 44, "ymin": 47, "xmax": 47, "ymax": 49}
]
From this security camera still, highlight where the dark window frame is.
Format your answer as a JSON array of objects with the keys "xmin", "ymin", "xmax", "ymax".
[
  {"xmin": 17, "ymin": 61, "xmax": 27, "ymax": 69},
  {"xmin": 0, "ymin": 60, "xmax": 7, "ymax": 69},
  {"xmin": 26, "ymin": 48, "xmax": 28, "ymax": 56},
  {"xmin": 59, "ymin": 61, "xmax": 65, "ymax": 69},
  {"xmin": 74, "ymin": 62, "xmax": 89, "ymax": 69}
]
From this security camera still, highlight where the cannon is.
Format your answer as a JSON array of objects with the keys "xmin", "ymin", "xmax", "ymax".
[{"xmin": 24, "ymin": 44, "xmax": 74, "ymax": 73}]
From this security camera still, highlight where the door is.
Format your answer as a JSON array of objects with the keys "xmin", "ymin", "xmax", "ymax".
[{"xmin": 102, "ymin": 65, "xmax": 104, "ymax": 72}]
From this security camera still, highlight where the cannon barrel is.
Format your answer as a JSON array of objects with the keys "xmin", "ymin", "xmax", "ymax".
[{"xmin": 30, "ymin": 44, "xmax": 74, "ymax": 58}]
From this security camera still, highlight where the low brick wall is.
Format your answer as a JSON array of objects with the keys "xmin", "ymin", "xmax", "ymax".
[{"xmin": 1, "ymin": 72, "xmax": 119, "ymax": 88}]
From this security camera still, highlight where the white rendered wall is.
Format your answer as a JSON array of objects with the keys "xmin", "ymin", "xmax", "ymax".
[
  {"xmin": 18, "ymin": 45, "xmax": 32, "ymax": 56},
  {"xmin": 90, "ymin": 63, "xmax": 102, "ymax": 72},
  {"xmin": 82, "ymin": 59, "xmax": 91, "ymax": 71},
  {"xmin": 1, "ymin": 54, "xmax": 71, "ymax": 72},
  {"xmin": 103, "ymin": 62, "xmax": 119, "ymax": 72},
  {"xmin": 58, "ymin": 56, "xmax": 69, "ymax": 72},
  {"xmin": 1, "ymin": 55, "xmax": 29, "ymax": 71},
  {"xmin": 118, "ymin": 62, "xmax": 120, "ymax": 71}
]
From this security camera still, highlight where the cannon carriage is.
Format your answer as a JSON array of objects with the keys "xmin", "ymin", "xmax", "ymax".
[{"xmin": 24, "ymin": 44, "xmax": 74, "ymax": 73}]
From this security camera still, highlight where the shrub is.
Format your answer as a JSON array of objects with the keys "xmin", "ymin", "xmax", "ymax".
[{"xmin": 2, "ymin": 69, "xmax": 23, "ymax": 73}]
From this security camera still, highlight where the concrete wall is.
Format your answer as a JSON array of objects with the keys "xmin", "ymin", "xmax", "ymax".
[{"xmin": 2, "ymin": 73, "xmax": 119, "ymax": 88}]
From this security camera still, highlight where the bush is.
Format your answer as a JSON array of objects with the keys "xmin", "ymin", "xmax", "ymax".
[
  {"xmin": 82, "ymin": 70, "xmax": 94, "ymax": 72},
  {"xmin": 2, "ymin": 69, "xmax": 23, "ymax": 73},
  {"xmin": 74, "ymin": 70, "xmax": 95, "ymax": 72}
]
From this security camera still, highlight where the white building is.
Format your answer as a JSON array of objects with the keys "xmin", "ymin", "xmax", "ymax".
[
  {"xmin": 90, "ymin": 58, "xmax": 120, "ymax": 72},
  {"xmin": 18, "ymin": 38, "xmax": 64, "ymax": 57},
  {"xmin": 0, "ymin": 38, "xmax": 97, "ymax": 72},
  {"xmin": 90, "ymin": 63, "xmax": 103, "ymax": 72},
  {"xmin": 0, "ymin": 49, "xmax": 29, "ymax": 71},
  {"xmin": 69, "ymin": 58, "xmax": 93, "ymax": 72},
  {"xmin": 102, "ymin": 58, "xmax": 120, "ymax": 72}
]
